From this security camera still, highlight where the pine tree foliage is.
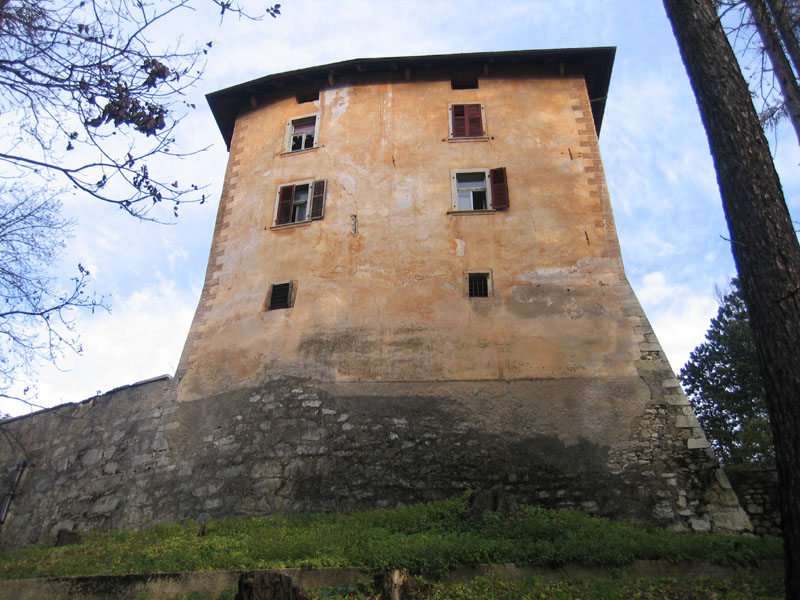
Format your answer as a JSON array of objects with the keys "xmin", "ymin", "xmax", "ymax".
[{"xmin": 679, "ymin": 280, "xmax": 774, "ymax": 466}]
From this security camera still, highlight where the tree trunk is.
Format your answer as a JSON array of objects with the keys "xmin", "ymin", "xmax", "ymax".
[
  {"xmin": 765, "ymin": 0, "xmax": 800, "ymax": 77},
  {"xmin": 235, "ymin": 572, "xmax": 310, "ymax": 600},
  {"xmin": 662, "ymin": 1, "xmax": 800, "ymax": 597},
  {"xmin": 746, "ymin": 0, "xmax": 800, "ymax": 144}
]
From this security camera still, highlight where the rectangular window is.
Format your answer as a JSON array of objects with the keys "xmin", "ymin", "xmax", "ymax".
[
  {"xmin": 451, "ymin": 77, "xmax": 478, "ymax": 90},
  {"xmin": 449, "ymin": 103, "xmax": 485, "ymax": 138},
  {"xmin": 285, "ymin": 114, "xmax": 319, "ymax": 152},
  {"xmin": 274, "ymin": 180, "xmax": 327, "ymax": 225},
  {"xmin": 449, "ymin": 168, "xmax": 509, "ymax": 211},
  {"xmin": 267, "ymin": 281, "xmax": 294, "ymax": 310},
  {"xmin": 464, "ymin": 270, "xmax": 493, "ymax": 298},
  {"xmin": 468, "ymin": 273, "xmax": 490, "ymax": 297},
  {"xmin": 456, "ymin": 172, "xmax": 488, "ymax": 210},
  {"xmin": 296, "ymin": 89, "xmax": 319, "ymax": 104}
]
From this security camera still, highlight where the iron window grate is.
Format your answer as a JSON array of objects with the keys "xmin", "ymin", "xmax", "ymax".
[{"xmin": 468, "ymin": 273, "xmax": 490, "ymax": 298}]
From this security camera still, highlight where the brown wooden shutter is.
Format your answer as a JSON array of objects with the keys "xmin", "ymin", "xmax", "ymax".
[
  {"xmin": 310, "ymin": 179, "xmax": 327, "ymax": 219},
  {"xmin": 465, "ymin": 103, "xmax": 483, "ymax": 136},
  {"xmin": 490, "ymin": 167, "xmax": 509, "ymax": 210},
  {"xmin": 268, "ymin": 281, "xmax": 293, "ymax": 310},
  {"xmin": 452, "ymin": 104, "xmax": 467, "ymax": 137},
  {"xmin": 277, "ymin": 185, "xmax": 294, "ymax": 225}
]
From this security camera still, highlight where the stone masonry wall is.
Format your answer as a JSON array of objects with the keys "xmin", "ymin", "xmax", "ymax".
[
  {"xmin": 0, "ymin": 377, "xmax": 176, "ymax": 545},
  {"xmin": 0, "ymin": 367, "xmax": 748, "ymax": 549},
  {"xmin": 727, "ymin": 468, "xmax": 781, "ymax": 536}
]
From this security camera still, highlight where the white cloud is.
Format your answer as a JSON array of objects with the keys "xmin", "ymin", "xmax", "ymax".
[
  {"xmin": 634, "ymin": 272, "xmax": 720, "ymax": 373},
  {"xmin": 2, "ymin": 280, "xmax": 196, "ymax": 415}
]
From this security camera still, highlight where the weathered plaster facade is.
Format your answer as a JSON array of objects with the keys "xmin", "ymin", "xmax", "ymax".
[
  {"xmin": 177, "ymin": 58, "xmax": 632, "ymax": 398},
  {"xmin": 0, "ymin": 49, "xmax": 750, "ymax": 548}
]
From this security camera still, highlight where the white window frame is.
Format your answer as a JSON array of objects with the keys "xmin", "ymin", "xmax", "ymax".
[
  {"xmin": 447, "ymin": 102, "xmax": 487, "ymax": 140},
  {"xmin": 284, "ymin": 113, "xmax": 320, "ymax": 153},
  {"xmin": 450, "ymin": 168, "xmax": 493, "ymax": 212},
  {"xmin": 273, "ymin": 179, "xmax": 315, "ymax": 226}
]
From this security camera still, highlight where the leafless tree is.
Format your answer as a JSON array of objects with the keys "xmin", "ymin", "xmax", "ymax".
[
  {"xmin": 0, "ymin": 0, "xmax": 279, "ymax": 405},
  {"xmin": 0, "ymin": 0, "xmax": 279, "ymax": 219},
  {"xmin": 0, "ymin": 186, "xmax": 105, "ymax": 407},
  {"xmin": 717, "ymin": 0, "xmax": 800, "ymax": 139}
]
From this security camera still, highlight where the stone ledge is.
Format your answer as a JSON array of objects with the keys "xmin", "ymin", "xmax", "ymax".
[{"xmin": 0, "ymin": 561, "xmax": 783, "ymax": 600}]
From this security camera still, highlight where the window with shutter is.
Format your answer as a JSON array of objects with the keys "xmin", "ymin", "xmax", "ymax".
[
  {"xmin": 449, "ymin": 168, "xmax": 509, "ymax": 212},
  {"xmin": 449, "ymin": 103, "xmax": 485, "ymax": 139},
  {"xmin": 455, "ymin": 172, "xmax": 488, "ymax": 210},
  {"xmin": 267, "ymin": 281, "xmax": 294, "ymax": 310},
  {"xmin": 285, "ymin": 113, "xmax": 319, "ymax": 153},
  {"xmin": 274, "ymin": 180, "xmax": 328, "ymax": 226}
]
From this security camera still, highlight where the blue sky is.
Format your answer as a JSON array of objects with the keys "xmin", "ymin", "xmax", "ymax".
[{"xmin": 4, "ymin": 0, "xmax": 799, "ymax": 415}]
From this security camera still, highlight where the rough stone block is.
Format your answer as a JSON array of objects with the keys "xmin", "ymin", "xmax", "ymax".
[
  {"xmin": 714, "ymin": 468, "xmax": 733, "ymax": 490},
  {"xmin": 90, "ymin": 495, "xmax": 120, "ymax": 515},
  {"xmin": 81, "ymin": 448, "xmax": 102, "ymax": 466},
  {"xmin": 204, "ymin": 497, "xmax": 222, "ymax": 510},
  {"xmin": 707, "ymin": 507, "xmax": 753, "ymax": 533},
  {"xmin": 689, "ymin": 517, "xmax": 711, "ymax": 532},
  {"xmin": 638, "ymin": 342, "xmax": 662, "ymax": 353},
  {"xmin": 151, "ymin": 433, "xmax": 169, "ymax": 452},
  {"xmin": 687, "ymin": 437, "xmax": 711, "ymax": 450},
  {"xmin": 663, "ymin": 394, "xmax": 689, "ymax": 406},
  {"xmin": 674, "ymin": 415, "xmax": 699, "ymax": 429}
]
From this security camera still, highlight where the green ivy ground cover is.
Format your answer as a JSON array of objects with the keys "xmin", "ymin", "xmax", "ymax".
[{"xmin": 0, "ymin": 496, "xmax": 782, "ymax": 581}]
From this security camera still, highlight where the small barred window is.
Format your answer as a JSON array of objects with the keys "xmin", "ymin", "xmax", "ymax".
[{"xmin": 468, "ymin": 273, "xmax": 490, "ymax": 298}]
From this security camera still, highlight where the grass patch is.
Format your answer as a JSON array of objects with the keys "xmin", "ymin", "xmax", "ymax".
[{"xmin": 0, "ymin": 496, "xmax": 782, "ymax": 580}]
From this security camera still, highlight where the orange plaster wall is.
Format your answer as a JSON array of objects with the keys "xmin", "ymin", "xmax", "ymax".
[{"xmin": 177, "ymin": 70, "xmax": 637, "ymax": 400}]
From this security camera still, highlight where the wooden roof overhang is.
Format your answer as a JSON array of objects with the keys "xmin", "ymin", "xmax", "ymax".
[{"xmin": 207, "ymin": 47, "xmax": 616, "ymax": 150}]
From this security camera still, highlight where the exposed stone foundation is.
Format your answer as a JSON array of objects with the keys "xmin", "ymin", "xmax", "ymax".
[
  {"xmin": 0, "ymin": 369, "xmax": 749, "ymax": 548},
  {"xmin": 727, "ymin": 467, "xmax": 781, "ymax": 536}
]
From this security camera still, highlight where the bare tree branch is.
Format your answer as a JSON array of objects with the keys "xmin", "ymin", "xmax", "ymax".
[{"xmin": 0, "ymin": 0, "xmax": 280, "ymax": 404}]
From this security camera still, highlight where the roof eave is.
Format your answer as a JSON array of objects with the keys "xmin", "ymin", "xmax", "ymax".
[{"xmin": 206, "ymin": 47, "xmax": 616, "ymax": 150}]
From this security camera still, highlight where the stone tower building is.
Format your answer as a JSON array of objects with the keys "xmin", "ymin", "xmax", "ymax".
[{"xmin": 0, "ymin": 49, "xmax": 749, "ymax": 548}]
